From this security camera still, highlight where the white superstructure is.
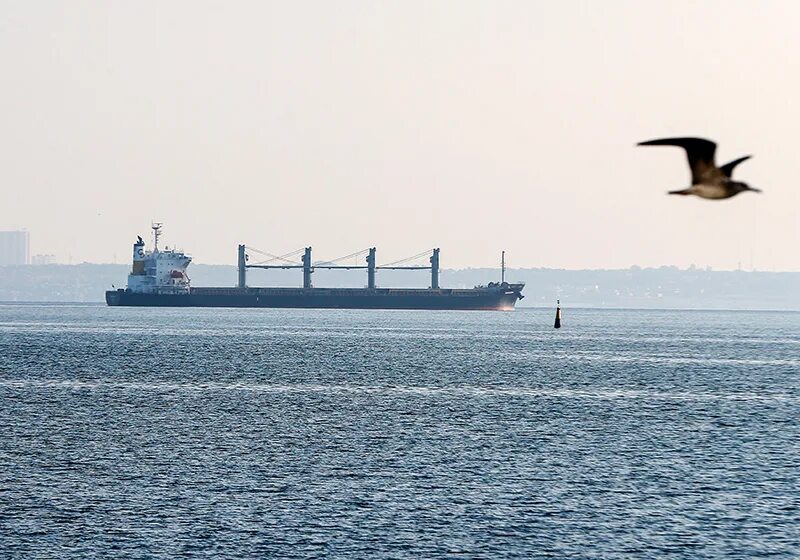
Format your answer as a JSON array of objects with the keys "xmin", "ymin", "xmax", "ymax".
[{"xmin": 126, "ymin": 224, "xmax": 191, "ymax": 294}]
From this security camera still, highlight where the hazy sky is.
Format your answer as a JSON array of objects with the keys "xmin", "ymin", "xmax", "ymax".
[{"xmin": 1, "ymin": 1, "xmax": 799, "ymax": 270}]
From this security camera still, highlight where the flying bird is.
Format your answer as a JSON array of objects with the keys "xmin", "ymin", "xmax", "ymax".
[{"xmin": 637, "ymin": 137, "xmax": 760, "ymax": 199}]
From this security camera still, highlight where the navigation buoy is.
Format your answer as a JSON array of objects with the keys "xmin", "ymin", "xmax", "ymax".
[{"xmin": 554, "ymin": 300, "xmax": 561, "ymax": 329}]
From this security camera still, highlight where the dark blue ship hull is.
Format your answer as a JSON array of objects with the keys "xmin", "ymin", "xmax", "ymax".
[{"xmin": 105, "ymin": 285, "xmax": 523, "ymax": 310}]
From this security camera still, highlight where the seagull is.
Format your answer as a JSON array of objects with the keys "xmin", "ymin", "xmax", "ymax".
[{"xmin": 637, "ymin": 137, "xmax": 760, "ymax": 199}]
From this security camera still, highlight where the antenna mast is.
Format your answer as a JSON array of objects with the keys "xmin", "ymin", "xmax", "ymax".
[
  {"xmin": 501, "ymin": 251, "xmax": 505, "ymax": 283},
  {"xmin": 152, "ymin": 222, "xmax": 163, "ymax": 251}
]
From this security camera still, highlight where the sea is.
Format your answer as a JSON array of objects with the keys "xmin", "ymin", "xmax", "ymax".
[{"xmin": 0, "ymin": 303, "xmax": 798, "ymax": 559}]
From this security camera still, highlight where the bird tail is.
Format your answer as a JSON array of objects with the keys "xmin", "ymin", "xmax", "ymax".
[{"xmin": 668, "ymin": 188, "xmax": 692, "ymax": 196}]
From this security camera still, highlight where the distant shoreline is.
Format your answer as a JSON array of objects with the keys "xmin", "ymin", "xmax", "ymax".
[{"xmin": 2, "ymin": 264, "xmax": 799, "ymax": 311}]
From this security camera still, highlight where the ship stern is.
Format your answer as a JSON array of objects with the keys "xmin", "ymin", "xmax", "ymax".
[{"xmin": 105, "ymin": 289, "xmax": 123, "ymax": 306}]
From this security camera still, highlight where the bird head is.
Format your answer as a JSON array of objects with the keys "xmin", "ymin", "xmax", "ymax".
[{"xmin": 730, "ymin": 181, "xmax": 761, "ymax": 194}]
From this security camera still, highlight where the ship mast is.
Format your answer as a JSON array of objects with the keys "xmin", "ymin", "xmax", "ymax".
[
  {"xmin": 501, "ymin": 250, "xmax": 505, "ymax": 283},
  {"xmin": 152, "ymin": 222, "xmax": 163, "ymax": 252}
]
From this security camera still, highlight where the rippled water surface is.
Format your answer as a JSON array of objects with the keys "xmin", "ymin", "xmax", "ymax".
[{"xmin": 1, "ymin": 304, "xmax": 798, "ymax": 558}]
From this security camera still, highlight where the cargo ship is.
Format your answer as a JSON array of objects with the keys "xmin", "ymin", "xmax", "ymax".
[{"xmin": 106, "ymin": 225, "xmax": 524, "ymax": 310}]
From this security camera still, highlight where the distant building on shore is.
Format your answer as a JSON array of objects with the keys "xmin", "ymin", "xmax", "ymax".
[
  {"xmin": 31, "ymin": 254, "xmax": 56, "ymax": 265},
  {"xmin": 0, "ymin": 231, "xmax": 30, "ymax": 265}
]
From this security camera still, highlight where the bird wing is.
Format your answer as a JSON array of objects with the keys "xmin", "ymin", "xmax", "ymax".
[
  {"xmin": 637, "ymin": 137, "xmax": 718, "ymax": 184},
  {"xmin": 719, "ymin": 155, "xmax": 752, "ymax": 177}
]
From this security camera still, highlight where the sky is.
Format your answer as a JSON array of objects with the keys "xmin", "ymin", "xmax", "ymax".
[{"xmin": 1, "ymin": 0, "xmax": 799, "ymax": 270}]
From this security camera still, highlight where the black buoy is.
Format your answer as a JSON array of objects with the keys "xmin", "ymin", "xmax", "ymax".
[{"xmin": 554, "ymin": 299, "xmax": 561, "ymax": 329}]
